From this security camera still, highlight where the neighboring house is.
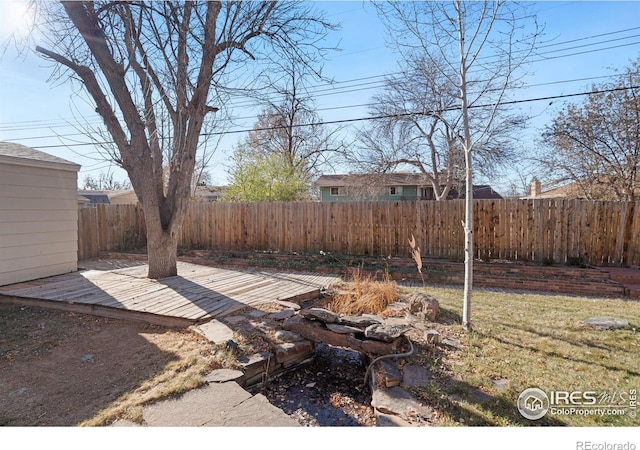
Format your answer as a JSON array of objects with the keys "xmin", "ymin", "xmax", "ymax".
[
  {"xmin": 314, "ymin": 173, "xmax": 503, "ymax": 202},
  {"xmin": 0, "ymin": 141, "xmax": 80, "ymax": 286},
  {"xmin": 193, "ymin": 185, "xmax": 226, "ymax": 202},
  {"xmin": 78, "ymin": 189, "xmax": 139, "ymax": 207},
  {"xmin": 523, "ymin": 179, "xmax": 640, "ymax": 200}
]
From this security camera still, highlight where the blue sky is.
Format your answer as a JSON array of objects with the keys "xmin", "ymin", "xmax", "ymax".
[{"xmin": 1, "ymin": 1, "xmax": 640, "ymax": 193}]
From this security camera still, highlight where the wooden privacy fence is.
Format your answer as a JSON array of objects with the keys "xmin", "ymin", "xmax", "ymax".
[{"xmin": 78, "ymin": 199, "xmax": 640, "ymax": 266}]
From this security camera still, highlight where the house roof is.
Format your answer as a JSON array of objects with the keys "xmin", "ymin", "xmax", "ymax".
[
  {"xmin": 78, "ymin": 193, "xmax": 111, "ymax": 204},
  {"xmin": 315, "ymin": 173, "xmax": 433, "ymax": 187},
  {"xmin": 449, "ymin": 185, "xmax": 504, "ymax": 200},
  {"xmin": 315, "ymin": 173, "xmax": 503, "ymax": 199},
  {"xmin": 524, "ymin": 179, "xmax": 640, "ymax": 200},
  {"xmin": 0, "ymin": 141, "xmax": 80, "ymax": 171}
]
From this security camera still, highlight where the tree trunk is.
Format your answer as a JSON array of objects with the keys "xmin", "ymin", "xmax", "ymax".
[
  {"xmin": 462, "ymin": 152, "xmax": 473, "ymax": 331},
  {"xmin": 146, "ymin": 224, "xmax": 179, "ymax": 279},
  {"xmin": 136, "ymin": 191, "xmax": 184, "ymax": 280}
]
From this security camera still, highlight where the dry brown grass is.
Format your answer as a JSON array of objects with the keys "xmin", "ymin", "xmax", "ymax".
[{"xmin": 326, "ymin": 269, "xmax": 401, "ymax": 315}]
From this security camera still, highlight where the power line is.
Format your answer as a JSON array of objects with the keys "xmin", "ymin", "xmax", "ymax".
[
  {"xmin": 2, "ymin": 70, "xmax": 635, "ymax": 143},
  {"xmin": 1, "ymin": 25, "xmax": 638, "ymax": 133},
  {"xmin": 28, "ymin": 84, "xmax": 640, "ymax": 151}
]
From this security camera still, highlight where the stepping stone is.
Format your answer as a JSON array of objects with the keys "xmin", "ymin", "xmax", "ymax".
[
  {"xmin": 584, "ymin": 317, "xmax": 628, "ymax": 330},
  {"xmin": 402, "ymin": 364, "xmax": 431, "ymax": 388},
  {"xmin": 371, "ymin": 386, "xmax": 433, "ymax": 421},
  {"xmin": 223, "ymin": 315, "xmax": 247, "ymax": 325},
  {"xmin": 197, "ymin": 319, "xmax": 234, "ymax": 344},
  {"xmin": 205, "ymin": 369, "xmax": 244, "ymax": 383}
]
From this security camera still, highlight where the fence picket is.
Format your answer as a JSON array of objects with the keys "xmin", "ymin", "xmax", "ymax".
[{"xmin": 76, "ymin": 199, "xmax": 640, "ymax": 266}]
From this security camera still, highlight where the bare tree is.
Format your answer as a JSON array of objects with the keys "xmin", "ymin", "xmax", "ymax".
[
  {"xmin": 82, "ymin": 171, "xmax": 131, "ymax": 190},
  {"xmin": 355, "ymin": 56, "xmax": 464, "ymax": 200},
  {"xmin": 243, "ymin": 57, "xmax": 345, "ymax": 182},
  {"xmin": 539, "ymin": 58, "xmax": 640, "ymax": 202},
  {"xmin": 31, "ymin": 1, "xmax": 334, "ymax": 279},
  {"xmin": 375, "ymin": 1, "xmax": 539, "ymax": 330}
]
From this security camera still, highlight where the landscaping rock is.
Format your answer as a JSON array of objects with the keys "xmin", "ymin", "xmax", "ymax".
[
  {"xmin": 299, "ymin": 308, "xmax": 339, "ymax": 323},
  {"xmin": 406, "ymin": 292, "xmax": 440, "ymax": 322},
  {"xmin": 339, "ymin": 315, "xmax": 383, "ymax": 329},
  {"xmin": 584, "ymin": 317, "xmax": 629, "ymax": 330},
  {"xmin": 401, "ymin": 364, "xmax": 431, "ymax": 388},
  {"xmin": 326, "ymin": 323, "xmax": 363, "ymax": 334},
  {"xmin": 375, "ymin": 359, "xmax": 403, "ymax": 388},
  {"xmin": 197, "ymin": 319, "xmax": 235, "ymax": 345},
  {"xmin": 272, "ymin": 300, "xmax": 301, "ymax": 310},
  {"xmin": 205, "ymin": 369, "xmax": 244, "ymax": 383},
  {"xmin": 441, "ymin": 337, "xmax": 461, "ymax": 350},
  {"xmin": 274, "ymin": 341, "xmax": 314, "ymax": 368},
  {"xmin": 282, "ymin": 315, "xmax": 402, "ymax": 355},
  {"xmin": 274, "ymin": 330, "xmax": 304, "ymax": 342},
  {"xmin": 364, "ymin": 322, "xmax": 411, "ymax": 342},
  {"xmin": 371, "ymin": 386, "xmax": 433, "ymax": 421},
  {"xmin": 237, "ymin": 352, "xmax": 275, "ymax": 381},
  {"xmin": 424, "ymin": 329, "xmax": 441, "ymax": 344},
  {"xmin": 269, "ymin": 309, "xmax": 296, "ymax": 321},
  {"xmin": 223, "ymin": 315, "xmax": 247, "ymax": 325}
]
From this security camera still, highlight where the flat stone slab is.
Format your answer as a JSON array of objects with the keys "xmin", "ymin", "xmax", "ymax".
[
  {"xmin": 197, "ymin": 319, "xmax": 235, "ymax": 344},
  {"xmin": 339, "ymin": 315, "xmax": 382, "ymax": 329},
  {"xmin": 142, "ymin": 382, "xmax": 298, "ymax": 427},
  {"xmin": 143, "ymin": 382, "xmax": 251, "ymax": 426},
  {"xmin": 376, "ymin": 359, "xmax": 402, "ymax": 388},
  {"xmin": 402, "ymin": 364, "xmax": 431, "ymax": 388},
  {"xmin": 299, "ymin": 308, "xmax": 339, "ymax": 323},
  {"xmin": 205, "ymin": 369, "xmax": 244, "ymax": 383},
  {"xmin": 223, "ymin": 316, "xmax": 247, "ymax": 325},
  {"xmin": 371, "ymin": 386, "xmax": 433, "ymax": 421},
  {"xmin": 375, "ymin": 411, "xmax": 417, "ymax": 427},
  {"xmin": 326, "ymin": 323, "xmax": 362, "ymax": 334},
  {"xmin": 269, "ymin": 309, "xmax": 296, "ymax": 321},
  {"xmin": 584, "ymin": 317, "xmax": 629, "ymax": 330},
  {"xmin": 272, "ymin": 300, "xmax": 301, "ymax": 310}
]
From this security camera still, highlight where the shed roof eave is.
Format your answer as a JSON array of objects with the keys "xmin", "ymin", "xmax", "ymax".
[{"xmin": 0, "ymin": 154, "xmax": 81, "ymax": 172}]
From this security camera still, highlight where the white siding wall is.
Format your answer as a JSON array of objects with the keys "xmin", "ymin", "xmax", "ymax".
[{"xmin": 0, "ymin": 162, "xmax": 78, "ymax": 286}]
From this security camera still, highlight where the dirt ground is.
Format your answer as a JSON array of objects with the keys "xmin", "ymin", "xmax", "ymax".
[
  {"xmin": 0, "ymin": 302, "xmax": 380, "ymax": 427},
  {"xmin": 0, "ymin": 303, "xmax": 211, "ymax": 426}
]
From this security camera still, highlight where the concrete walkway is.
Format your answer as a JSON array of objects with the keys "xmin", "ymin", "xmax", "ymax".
[{"xmin": 110, "ymin": 380, "xmax": 299, "ymax": 427}]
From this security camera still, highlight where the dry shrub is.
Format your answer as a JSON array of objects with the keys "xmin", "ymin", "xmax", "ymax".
[{"xmin": 327, "ymin": 269, "xmax": 400, "ymax": 315}]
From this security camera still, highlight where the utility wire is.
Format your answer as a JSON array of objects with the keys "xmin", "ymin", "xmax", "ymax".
[
  {"xmin": 27, "ymin": 84, "xmax": 640, "ymax": 151},
  {"xmin": 2, "ymin": 25, "xmax": 639, "ymax": 131}
]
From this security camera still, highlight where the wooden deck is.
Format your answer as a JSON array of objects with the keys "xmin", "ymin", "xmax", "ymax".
[{"xmin": 0, "ymin": 261, "xmax": 340, "ymax": 327}]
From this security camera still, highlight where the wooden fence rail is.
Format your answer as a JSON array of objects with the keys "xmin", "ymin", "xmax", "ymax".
[{"xmin": 78, "ymin": 199, "xmax": 640, "ymax": 266}]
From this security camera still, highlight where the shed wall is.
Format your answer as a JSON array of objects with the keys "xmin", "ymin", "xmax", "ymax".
[{"xmin": 0, "ymin": 162, "xmax": 78, "ymax": 286}]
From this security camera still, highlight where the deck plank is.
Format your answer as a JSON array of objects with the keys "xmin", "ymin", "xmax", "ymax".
[{"xmin": 0, "ymin": 261, "xmax": 340, "ymax": 324}]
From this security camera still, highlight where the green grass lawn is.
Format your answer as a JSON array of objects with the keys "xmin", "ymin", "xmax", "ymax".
[{"xmin": 407, "ymin": 286, "xmax": 640, "ymax": 426}]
